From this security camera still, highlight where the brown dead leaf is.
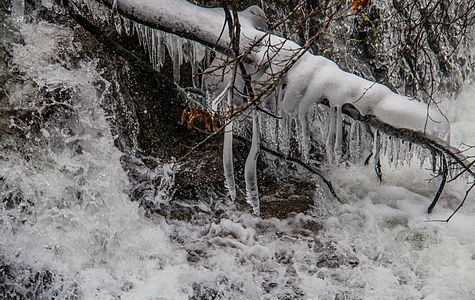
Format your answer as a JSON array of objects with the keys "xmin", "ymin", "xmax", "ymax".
[
  {"xmin": 352, "ymin": 0, "xmax": 370, "ymax": 13},
  {"xmin": 180, "ymin": 105, "xmax": 218, "ymax": 133}
]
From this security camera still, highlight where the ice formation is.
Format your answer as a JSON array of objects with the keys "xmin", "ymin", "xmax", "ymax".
[
  {"xmin": 74, "ymin": 0, "xmax": 458, "ymax": 215},
  {"xmin": 223, "ymin": 121, "xmax": 236, "ymax": 201},
  {"xmin": 245, "ymin": 110, "xmax": 260, "ymax": 215},
  {"xmin": 71, "ymin": 0, "xmax": 208, "ymax": 85},
  {"xmin": 132, "ymin": 22, "xmax": 207, "ymax": 84}
]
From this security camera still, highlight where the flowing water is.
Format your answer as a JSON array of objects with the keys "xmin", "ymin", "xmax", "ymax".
[{"xmin": 1, "ymin": 2, "xmax": 475, "ymax": 300}]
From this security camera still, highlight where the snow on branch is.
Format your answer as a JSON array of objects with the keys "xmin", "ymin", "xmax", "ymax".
[
  {"xmin": 91, "ymin": 0, "xmax": 473, "ymax": 216},
  {"xmin": 96, "ymin": 0, "xmax": 448, "ymax": 138},
  {"xmin": 98, "ymin": 0, "xmax": 265, "ymax": 54}
]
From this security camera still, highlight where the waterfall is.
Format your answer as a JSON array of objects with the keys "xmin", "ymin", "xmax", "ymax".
[{"xmin": 2, "ymin": 1, "xmax": 475, "ymax": 299}]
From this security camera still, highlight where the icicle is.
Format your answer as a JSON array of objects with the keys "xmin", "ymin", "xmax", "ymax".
[
  {"xmin": 192, "ymin": 42, "xmax": 206, "ymax": 87},
  {"xmin": 381, "ymin": 133, "xmax": 388, "ymax": 157},
  {"xmin": 150, "ymin": 28, "xmax": 157, "ymax": 69},
  {"xmin": 278, "ymin": 113, "xmax": 291, "ymax": 157},
  {"xmin": 265, "ymin": 89, "xmax": 281, "ymax": 150},
  {"xmin": 373, "ymin": 130, "xmax": 382, "ymax": 182},
  {"xmin": 134, "ymin": 23, "xmax": 145, "ymax": 48},
  {"xmin": 399, "ymin": 140, "xmax": 407, "ymax": 166},
  {"xmin": 129, "ymin": 20, "xmax": 208, "ymax": 85},
  {"xmin": 211, "ymin": 85, "xmax": 228, "ymax": 112},
  {"xmin": 430, "ymin": 151, "xmax": 437, "ymax": 173},
  {"xmin": 84, "ymin": 0, "xmax": 111, "ymax": 23},
  {"xmin": 387, "ymin": 136, "xmax": 394, "ymax": 167},
  {"xmin": 354, "ymin": 122, "xmax": 363, "ymax": 159},
  {"xmin": 112, "ymin": 0, "xmax": 121, "ymax": 34},
  {"xmin": 326, "ymin": 105, "xmax": 336, "ymax": 161},
  {"xmin": 317, "ymin": 105, "xmax": 329, "ymax": 138},
  {"xmin": 245, "ymin": 110, "xmax": 260, "ymax": 215},
  {"xmin": 334, "ymin": 105, "xmax": 343, "ymax": 161},
  {"xmin": 133, "ymin": 22, "xmax": 142, "ymax": 45},
  {"xmin": 223, "ymin": 121, "xmax": 236, "ymax": 201},
  {"xmin": 121, "ymin": 16, "xmax": 132, "ymax": 35},
  {"xmin": 132, "ymin": 23, "xmax": 169, "ymax": 72},
  {"xmin": 113, "ymin": 13, "xmax": 122, "ymax": 34},
  {"xmin": 349, "ymin": 121, "xmax": 362, "ymax": 161},
  {"xmin": 175, "ymin": 37, "xmax": 185, "ymax": 82},
  {"xmin": 393, "ymin": 139, "xmax": 401, "ymax": 168},
  {"xmin": 165, "ymin": 34, "xmax": 182, "ymax": 83},
  {"xmin": 323, "ymin": 104, "xmax": 343, "ymax": 163},
  {"xmin": 405, "ymin": 142, "xmax": 413, "ymax": 166},
  {"xmin": 260, "ymin": 104, "xmax": 278, "ymax": 151},
  {"xmin": 150, "ymin": 29, "xmax": 165, "ymax": 71},
  {"xmin": 276, "ymin": 86, "xmax": 291, "ymax": 156},
  {"xmin": 155, "ymin": 30, "xmax": 168, "ymax": 69},
  {"xmin": 417, "ymin": 146, "xmax": 429, "ymax": 168},
  {"xmin": 298, "ymin": 116, "xmax": 311, "ymax": 161},
  {"xmin": 182, "ymin": 41, "xmax": 192, "ymax": 66},
  {"xmin": 222, "ymin": 63, "xmax": 238, "ymax": 201},
  {"xmin": 146, "ymin": 27, "xmax": 154, "ymax": 67}
]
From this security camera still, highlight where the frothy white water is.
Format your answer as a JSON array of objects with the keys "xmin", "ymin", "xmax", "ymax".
[
  {"xmin": 1, "ymin": 19, "xmax": 190, "ymax": 299},
  {"xmin": 2, "ymin": 11, "xmax": 475, "ymax": 300}
]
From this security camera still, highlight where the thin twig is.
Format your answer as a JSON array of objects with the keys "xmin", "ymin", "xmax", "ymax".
[
  {"xmin": 428, "ymin": 182, "xmax": 475, "ymax": 223},
  {"xmin": 427, "ymin": 153, "xmax": 447, "ymax": 213}
]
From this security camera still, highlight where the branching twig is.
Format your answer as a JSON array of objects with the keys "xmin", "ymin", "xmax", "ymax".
[
  {"xmin": 427, "ymin": 153, "xmax": 447, "ymax": 213},
  {"xmin": 429, "ymin": 182, "xmax": 475, "ymax": 223}
]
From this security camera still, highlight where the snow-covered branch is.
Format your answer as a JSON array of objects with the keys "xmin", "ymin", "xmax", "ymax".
[
  {"xmin": 98, "ymin": 0, "xmax": 448, "ymax": 139},
  {"xmin": 91, "ymin": 0, "xmax": 473, "ymax": 215},
  {"xmin": 99, "ymin": 0, "xmax": 266, "ymax": 55}
]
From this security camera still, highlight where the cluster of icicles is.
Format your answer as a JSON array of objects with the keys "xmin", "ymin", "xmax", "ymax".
[
  {"xmin": 77, "ymin": 0, "xmax": 207, "ymax": 85},
  {"xmin": 74, "ymin": 0, "xmax": 439, "ymax": 215},
  {"xmin": 257, "ymin": 104, "xmax": 435, "ymax": 169}
]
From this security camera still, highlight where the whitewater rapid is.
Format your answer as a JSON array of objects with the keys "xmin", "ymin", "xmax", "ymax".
[{"xmin": 1, "ymin": 7, "xmax": 475, "ymax": 300}]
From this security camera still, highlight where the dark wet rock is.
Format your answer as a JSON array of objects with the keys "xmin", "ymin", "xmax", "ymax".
[
  {"xmin": 316, "ymin": 253, "xmax": 342, "ymax": 268},
  {"xmin": 348, "ymin": 257, "xmax": 360, "ymax": 268},
  {"xmin": 121, "ymin": 281, "xmax": 134, "ymax": 292},
  {"xmin": 277, "ymin": 289, "xmax": 306, "ymax": 300},
  {"xmin": 275, "ymin": 250, "xmax": 293, "ymax": 265},
  {"xmin": 4, "ymin": 1, "xmax": 329, "ymax": 222},
  {"xmin": 313, "ymin": 243, "xmax": 360, "ymax": 269},
  {"xmin": 189, "ymin": 281, "xmax": 219, "ymax": 300},
  {"xmin": 262, "ymin": 280, "xmax": 279, "ymax": 293},
  {"xmin": 0, "ymin": 259, "xmax": 81, "ymax": 300},
  {"xmin": 189, "ymin": 276, "xmax": 245, "ymax": 300}
]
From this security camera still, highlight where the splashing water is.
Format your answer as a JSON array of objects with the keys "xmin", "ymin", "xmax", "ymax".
[{"xmin": 0, "ymin": 14, "xmax": 189, "ymax": 299}]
